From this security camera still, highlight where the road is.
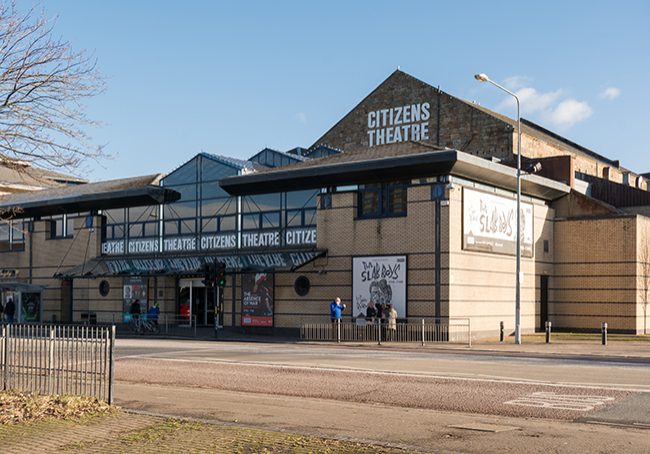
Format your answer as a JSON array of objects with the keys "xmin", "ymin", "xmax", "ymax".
[{"xmin": 113, "ymin": 339, "xmax": 650, "ymax": 453}]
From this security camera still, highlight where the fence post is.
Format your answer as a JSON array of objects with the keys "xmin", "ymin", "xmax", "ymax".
[
  {"xmin": 377, "ymin": 318, "xmax": 382, "ymax": 345},
  {"xmin": 48, "ymin": 326, "xmax": 55, "ymax": 394},
  {"xmin": 421, "ymin": 319, "xmax": 425, "ymax": 346},
  {"xmin": 2, "ymin": 325, "xmax": 6, "ymax": 391},
  {"xmin": 545, "ymin": 321, "xmax": 552, "ymax": 344},
  {"xmin": 601, "ymin": 322, "xmax": 607, "ymax": 346},
  {"xmin": 108, "ymin": 325, "xmax": 115, "ymax": 405}
]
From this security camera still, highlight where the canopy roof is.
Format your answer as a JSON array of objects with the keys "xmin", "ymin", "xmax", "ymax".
[{"xmin": 56, "ymin": 250, "xmax": 326, "ymax": 278}]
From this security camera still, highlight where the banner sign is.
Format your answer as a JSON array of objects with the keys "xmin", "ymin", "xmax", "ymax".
[
  {"xmin": 463, "ymin": 188, "xmax": 533, "ymax": 257},
  {"xmin": 352, "ymin": 255, "xmax": 406, "ymax": 320},
  {"xmin": 367, "ymin": 102, "xmax": 430, "ymax": 147},
  {"xmin": 241, "ymin": 272, "xmax": 274, "ymax": 327},
  {"xmin": 101, "ymin": 228, "xmax": 316, "ymax": 256}
]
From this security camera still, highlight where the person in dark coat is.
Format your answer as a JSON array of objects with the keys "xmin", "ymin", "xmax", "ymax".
[{"xmin": 4, "ymin": 298, "xmax": 16, "ymax": 323}]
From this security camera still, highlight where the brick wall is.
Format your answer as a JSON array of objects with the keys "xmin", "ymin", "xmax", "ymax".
[
  {"xmin": 447, "ymin": 184, "xmax": 554, "ymax": 339},
  {"xmin": 554, "ymin": 216, "xmax": 639, "ymax": 333}
]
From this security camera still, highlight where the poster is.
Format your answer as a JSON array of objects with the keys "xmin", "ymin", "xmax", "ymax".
[
  {"xmin": 123, "ymin": 276, "xmax": 147, "ymax": 322},
  {"xmin": 241, "ymin": 272, "xmax": 274, "ymax": 326},
  {"xmin": 352, "ymin": 256, "xmax": 406, "ymax": 320},
  {"xmin": 463, "ymin": 187, "xmax": 534, "ymax": 257},
  {"xmin": 21, "ymin": 293, "xmax": 41, "ymax": 322}
]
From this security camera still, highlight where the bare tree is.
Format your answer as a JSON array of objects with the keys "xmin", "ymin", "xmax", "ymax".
[
  {"xmin": 641, "ymin": 238, "xmax": 650, "ymax": 335},
  {"xmin": 0, "ymin": 2, "xmax": 104, "ymax": 171}
]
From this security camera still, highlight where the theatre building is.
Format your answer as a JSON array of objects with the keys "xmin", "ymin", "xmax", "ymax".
[{"xmin": 0, "ymin": 70, "xmax": 649, "ymax": 338}]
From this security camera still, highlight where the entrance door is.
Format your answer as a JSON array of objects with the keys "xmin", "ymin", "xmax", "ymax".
[
  {"xmin": 178, "ymin": 279, "xmax": 223, "ymax": 326},
  {"xmin": 540, "ymin": 275, "xmax": 549, "ymax": 330}
]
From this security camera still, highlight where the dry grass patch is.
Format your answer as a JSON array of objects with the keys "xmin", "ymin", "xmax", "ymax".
[{"xmin": 0, "ymin": 391, "xmax": 116, "ymax": 425}]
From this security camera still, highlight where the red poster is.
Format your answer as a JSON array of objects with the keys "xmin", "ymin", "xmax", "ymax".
[{"xmin": 241, "ymin": 273, "xmax": 273, "ymax": 326}]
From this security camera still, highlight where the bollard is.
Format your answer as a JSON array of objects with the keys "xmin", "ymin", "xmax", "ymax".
[
  {"xmin": 601, "ymin": 322, "xmax": 607, "ymax": 346},
  {"xmin": 545, "ymin": 320, "xmax": 551, "ymax": 344},
  {"xmin": 499, "ymin": 321, "xmax": 504, "ymax": 343},
  {"xmin": 337, "ymin": 319, "xmax": 341, "ymax": 343}
]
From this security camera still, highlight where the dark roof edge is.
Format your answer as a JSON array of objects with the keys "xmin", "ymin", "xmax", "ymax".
[{"xmin": 520, "ymin": 119, "xmax": 621, "ymax": 169}]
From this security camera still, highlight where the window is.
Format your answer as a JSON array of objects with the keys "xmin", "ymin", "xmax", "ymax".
[
  {"xmin": 48, "ymin": 214, "xmax": 75, "ymax": 239},
  {"xmin": 357, "ymin": 182, "xmax": 408, "ymax": 218}
]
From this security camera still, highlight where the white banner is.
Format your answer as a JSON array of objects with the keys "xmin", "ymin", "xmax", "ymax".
[
  {"xmin": 463, "ymin": 188, "xmax": 533, "ymax": 257},
  {"xmin": 352, "ymin": 255, "xmax": 406, "ymax": 320}
]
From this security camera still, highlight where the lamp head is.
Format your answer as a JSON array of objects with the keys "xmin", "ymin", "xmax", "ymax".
[{"xmin": 474, "ymin": 73, "xmax": 489, "ymax": 82}]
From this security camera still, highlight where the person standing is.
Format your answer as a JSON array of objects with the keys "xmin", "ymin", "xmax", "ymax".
[
  {"xmin": 130, "ymin": 299, "xmax": 142, "ymax": 332},
  {"xmin": 329, "ymin": 297, "xmax": 346, "ymax": 341},
  {"xmin": 329, "ymin": 297, "xmax": 346, "ymax": 322},
  {"xmin": 387, "ymin": 304, "xmax": 397, "ymax": 341},
  {"xmin": 4, "ymin": 297, "xmax": 16, "ymax": 323},
  {"xmin": 147, "ymin": 302, "xmax": 160, "ymax": 326}
]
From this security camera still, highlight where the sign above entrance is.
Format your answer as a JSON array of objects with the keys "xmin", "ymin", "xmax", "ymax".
[
  {"xmin": 57, "ymin": 250, "xmax": 326, "ymax": 278},
  {"xmin": 101, "ymin": 227, "xmax": 317, "ymax": 256},
  {"xmin": 367, "ymin": 102, "xmax": 430, "ymax": 147}
]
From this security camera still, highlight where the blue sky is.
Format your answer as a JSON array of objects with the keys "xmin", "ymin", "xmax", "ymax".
[{"xmin": 36, "ymin": 0, "xmax": 650, "ymax": 180}]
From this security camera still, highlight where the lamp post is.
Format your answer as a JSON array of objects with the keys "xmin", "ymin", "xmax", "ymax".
[{"xmin": 474, "ymin": 73, "xmax": 522, "ymax": 344}]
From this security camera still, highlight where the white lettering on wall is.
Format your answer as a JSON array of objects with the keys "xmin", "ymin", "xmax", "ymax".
[
  {"xmin": 102, "ymin": 240, "xmax": 125, "ymax": 255},
  {"xmin": 200, "ymin": 234, "xmax": 237, "ymax": 250},
  {"xmin": 127, "ymin": 239, "xmax": 160, "ymax": 254},
  {"xmin": 367, "ymin": 102, "xmax": 431, "ymax": 147},
  {"xmin": 241, "ymin": 231, "xmax": 280, "ymax": 248}
]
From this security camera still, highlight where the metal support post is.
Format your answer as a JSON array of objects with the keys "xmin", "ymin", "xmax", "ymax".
[
  {"xmin": 545, "ymin": 321, "xmax": 551, "ymax": 344},
  {"xmin": 421, "ymin": 319, "xmax": 425, "ymax": 347},
  {"xmin": 601, "ymin": 322, "xmax": 608, "ymax": 346}
]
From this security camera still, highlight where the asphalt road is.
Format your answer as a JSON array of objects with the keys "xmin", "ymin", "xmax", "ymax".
[{"xmin": 114, "ymin": 339, "xmax": 650, "ymax": 428}]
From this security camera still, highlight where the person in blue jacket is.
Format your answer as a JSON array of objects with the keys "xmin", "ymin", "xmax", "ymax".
[{"xmin": 329, "ymin": 297, "xmax": 346, "ymax": 322}]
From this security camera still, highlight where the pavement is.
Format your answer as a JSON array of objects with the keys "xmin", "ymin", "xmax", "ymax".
[
  {"xmin": 108, "ymin": 332, "xmax": 650, "ymax": 453},
  {"xmin": 134, "ymin": 326, "xmax": 650, "ymax": 362}
]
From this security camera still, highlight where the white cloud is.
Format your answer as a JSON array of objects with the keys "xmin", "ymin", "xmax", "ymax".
[
  {"xmin": 493, "ymin": 75, "xmax": 593, "ymax": 130},
  {"xmin": 502, "ymin": 75, "xmax": 531, "ymax": 91},
  {"xmin": 497, "ymin": 87, "xmax": 563, "ymax": 115},
  {"xmin": 295, "ymin": 112, "xmax": 307, "ymax": 124},
  {"xmin": 600, "ymin": 87, "xmax": 620, "ymax": 100},
  {"xmin": 543, "ymin": 99, "xmax": 593, "ymax": 129}
]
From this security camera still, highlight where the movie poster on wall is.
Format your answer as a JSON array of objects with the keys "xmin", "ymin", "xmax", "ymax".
[
  {"xmin": 352, "ymin": 256, "xmax": 407, "ymax": 320},
  {"xmin": 463, "ymin": 187, "xmax": 534, "ymax": 257},
  {"xmin": 241, "ymin": 272, "xmax": 274, "ymax": 327}
]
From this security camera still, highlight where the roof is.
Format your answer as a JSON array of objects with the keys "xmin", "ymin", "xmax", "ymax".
[
  {"xmin": 201, "ymin": 152, "xmax": 255, "ymax": 170},
  {"xmin": 0, "ymin": 174, "xmax": 180, "ymax": 219},
  {"xmin": 56, "ymin": 250, "xmax": 326, "ymax": 278},
  {"xmin": 0, "ymin": 160, "xmax": 86, "ymax": 194},
  {"xmin": 220, "ymin": 141, "xmax": 570, "ymax": 201}
]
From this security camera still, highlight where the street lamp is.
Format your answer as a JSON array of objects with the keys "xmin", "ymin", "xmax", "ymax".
[{"xmin": 474, "ymin": 73, "xmax": 522, "ymax": 345}]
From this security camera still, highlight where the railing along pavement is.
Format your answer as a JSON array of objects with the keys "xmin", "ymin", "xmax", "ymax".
[
  {"xmin": 300, "ymin": 317, "xmax": 471, "ymax": 346},
  {"xmin": 1, "ymin": 324, "xmax": 115, "ymax": 403},
  {"xmin": 91, "ymin": 313, "xmax": 198, "ymax": 338}
]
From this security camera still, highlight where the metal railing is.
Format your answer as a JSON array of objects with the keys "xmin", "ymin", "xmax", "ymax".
[
  {"xmin": 89, "ymin": 313, "xmax": 198, "ymax": 338},
  {"xmin": 1, "ymin": 324, "xmax": 115, "ymax": 403},
  {"xmin": 300, "ymin": 318, "xmax": 471, "ymax": 346}
]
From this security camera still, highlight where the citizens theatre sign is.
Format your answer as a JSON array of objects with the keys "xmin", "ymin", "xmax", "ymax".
[
  {"xmin": 101, "ymin": 227, "xmax": 317, "ymax": 255},
  {"xmin": 367, "ymin": 102, "xmax": 430, "ymax": 147}
]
